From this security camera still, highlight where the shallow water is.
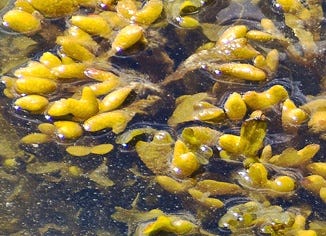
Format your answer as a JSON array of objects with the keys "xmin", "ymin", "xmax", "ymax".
[{"xmin": 0, "ymin": 0, "xmax": 325, "ymax": 235}]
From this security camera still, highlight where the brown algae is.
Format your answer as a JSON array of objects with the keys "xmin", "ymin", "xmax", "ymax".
[{"xmin": 0, "ymin": 0, "xmax": 325, "ymax": 235}]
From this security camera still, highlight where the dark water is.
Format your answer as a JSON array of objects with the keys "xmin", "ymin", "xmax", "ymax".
[{"xmin": 0, "ymin": 0, "xmax": 325, "ymax": 235}]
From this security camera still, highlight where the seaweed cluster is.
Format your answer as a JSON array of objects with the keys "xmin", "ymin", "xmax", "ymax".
[{"xmin": 0, "ymin": 0, "xmax": 325, "ymax": 235}]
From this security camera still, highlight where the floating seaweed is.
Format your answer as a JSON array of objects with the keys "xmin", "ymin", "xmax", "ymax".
[{"xmin": 0, "ymin": 0, "xmax": 325, "ymax": 235}]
